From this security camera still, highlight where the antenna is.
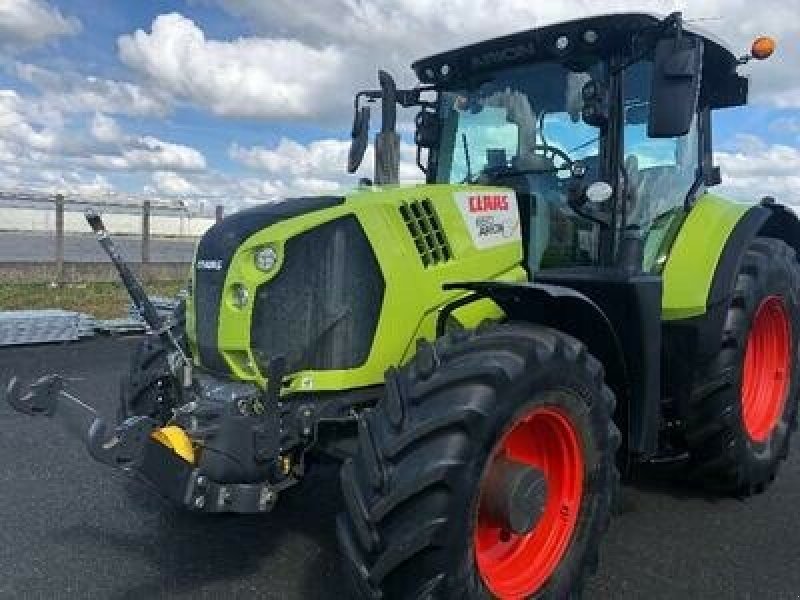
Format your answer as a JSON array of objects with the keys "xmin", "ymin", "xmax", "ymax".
[{"xmin": 684, "ymin": 16, "xmax": 723, "ymax": 24}]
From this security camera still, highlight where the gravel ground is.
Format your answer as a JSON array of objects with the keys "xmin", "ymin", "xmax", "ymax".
[{"xmin": 1, "ymin": 337, "xmax": 799, "ymax": 599}]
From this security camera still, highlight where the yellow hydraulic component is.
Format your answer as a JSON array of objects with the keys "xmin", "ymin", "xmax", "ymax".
[{"xmin": 151, "ymin": 426, "xmax": 195, "ymax": 464}]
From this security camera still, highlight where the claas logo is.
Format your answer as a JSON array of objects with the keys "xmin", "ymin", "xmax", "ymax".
[{"xmin": 468, "ymin": 194, "xmax": 510, "ymax": 213}]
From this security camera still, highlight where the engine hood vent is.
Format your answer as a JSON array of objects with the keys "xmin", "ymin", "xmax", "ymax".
[{"xmin": 399, "ymin": 198, "xmax": 452, "ymax": 268}]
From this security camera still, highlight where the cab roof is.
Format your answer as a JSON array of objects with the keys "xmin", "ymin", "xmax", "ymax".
[{"xmin": 412, "ymin": 13, "xmax": 746, "ymax": 108}]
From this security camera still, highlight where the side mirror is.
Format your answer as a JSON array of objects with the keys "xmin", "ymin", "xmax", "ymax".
[
  {"xmin": 648, "ymin": 36, "xmax": 703, "ymax": 138},
  {"xmin": 347, "ymin": 106, "xmax": 370, "ymax": 174},
  {"xmin": 414, "ymin": 109, "xmax": 439, "ymax": 148}
]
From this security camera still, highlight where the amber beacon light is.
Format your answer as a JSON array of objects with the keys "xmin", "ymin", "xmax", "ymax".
[{"xmin": 751, "ymin": 36, "xmax": 776, "ymax": 60}]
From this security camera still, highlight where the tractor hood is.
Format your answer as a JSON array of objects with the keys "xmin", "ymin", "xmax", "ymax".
[{"xmin": 187, "ymin": 184, "xmax": 526, "ymax": 389}]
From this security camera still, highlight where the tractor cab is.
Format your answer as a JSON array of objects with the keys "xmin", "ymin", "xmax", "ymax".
[
  {"xmin": 412, "ymin": 13, "xmax": 748, "ymax": 274},
  {"xmin": 351, "ymin": 13, "xmax": 757, "ymax": 275}
]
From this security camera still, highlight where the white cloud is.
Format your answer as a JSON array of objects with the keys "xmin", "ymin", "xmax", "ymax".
[
  {"xmin": 0, "ymin": 164, "xmax": 114, "ymax": 196},
  {"xmin": 87, "ymin": 134, "xmax": 206, "ymax": 172},
  {"xmin": 230, "ymin": 138, "xmax": 356, "ymax": 179},
  {"xmin": 0, "ymin": 0, "xmax": 80, "ymax": 51},
  {"xmin": 229, "ymin": 136, "xmax": 422, "ymax": 195},
  {"xmin": 15, "ymin": 63, "xmax": 172, "ymax": 118},
  {"xmin": 144, "ymin": 171, "xmax": 296, "ymax": 209},
  {"xmin": 0, "ymin": 90, "xmax": 59, "ymax": 151},
  {"xmin": 56, "ymin": 172, "xmax": 115, "ymax": 196},
  {"xmin": 208, "ymin": 1, "xmax": 800, "ymax": 113},
  {"xmin": 117, "ymin": 13, "xmax": 344, "ymax": 119},
  {"xmin": 90, "ymin": 113, "xmax": 122, "ymax": 143},
  {"xmin": 716, "ymin": 134, "xmax": 800, "ymax": 205},
  {"xmin": 151, "ymin": 171, "xmax": 195, "ymax": 195},
  {"xmin": 0, "ymin": 97, "xmax": 206, "ymax": 179}
]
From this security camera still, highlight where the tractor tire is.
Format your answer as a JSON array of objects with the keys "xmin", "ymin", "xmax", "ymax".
[
  {"xmin": 686, "ymin": 237, "xmax": 800, "ymax": 495},
  {"xmin": 337, "ymin": 323, "xmax": 620, "ymax": 599},
  {"xmin": 118, "ymin": 300, "xmax": 187, "ymax": 425}
]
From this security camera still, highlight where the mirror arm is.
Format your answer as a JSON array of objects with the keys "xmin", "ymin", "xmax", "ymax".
[
  {"xmin": 354, "ymin": 90, "xmax": 382, "ymax": 112},
  {"xmin": 683, "ymin": 168, "xmax": 706, "ymax": 210},
  {"xmin": 611, "ymin": 11, "xmax": 685, "ymax": 76}
]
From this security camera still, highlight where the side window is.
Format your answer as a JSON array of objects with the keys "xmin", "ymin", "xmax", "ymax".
[{"xmin": 623, "ymin": 61, "xmax": 699, "ymax": 230}]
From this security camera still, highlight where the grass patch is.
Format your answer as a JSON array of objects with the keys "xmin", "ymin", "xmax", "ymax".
[{"xmin": 0, "ymin": 281, "xmax": 185, "ymax": 319}]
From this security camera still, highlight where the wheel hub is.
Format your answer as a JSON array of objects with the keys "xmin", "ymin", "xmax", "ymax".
[
  {"xmin": 481, "ymin": 457, "xmax": 548, "ymax": 535},
  {"xmin": 742, "ymin": 296, "xmax": 792, "ymax": 443}
]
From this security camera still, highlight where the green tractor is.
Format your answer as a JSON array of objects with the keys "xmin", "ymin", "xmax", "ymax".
[{"xmin": 6, "ymin": 12, "xmax": 799, "ymax": 599}]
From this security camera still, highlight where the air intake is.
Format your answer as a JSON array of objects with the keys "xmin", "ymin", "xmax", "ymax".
[{"xmin": 399, "ymin": 198, "xmax": 452, "ymax": 267}]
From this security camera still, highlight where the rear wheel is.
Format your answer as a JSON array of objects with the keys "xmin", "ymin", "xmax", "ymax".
[
  {"xmin": 118, "ymin": 301, "xmax": 187, "ymax": 425},
  {"xmin": 337, "ymin": 323, "xmax": 619, "ymax": 599},
  {"xmin": 686, "ymin": 237, "xmax": 800, "ymax": 494}
]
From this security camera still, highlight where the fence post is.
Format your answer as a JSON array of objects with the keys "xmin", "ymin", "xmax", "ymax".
[
  {"xmin": 55, "ymin": 193, "xmax": 64, "ymax": 285},
  {"xmin": 142, "ymin": 200, "xmax": 151, "ymax": 282},
  {"xmin": 215, "ymin": 204, "xmax": 224, "ymax": 223},
  {"xmin": 142, "ymin": 200, "xmax": 150, "ymax": 265}
]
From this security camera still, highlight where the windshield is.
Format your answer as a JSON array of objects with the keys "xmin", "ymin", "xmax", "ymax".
[
  {"xmin": 434, "ymin": 60, "xmax": 606, "ymax": 184},
  {"xmin": 432, "ymin": 60, "xmax": 609, "ymax": 270}
]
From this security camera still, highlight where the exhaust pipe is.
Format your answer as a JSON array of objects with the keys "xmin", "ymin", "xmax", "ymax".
[{"xmin": 374, "ymin": 70, "xmax": 401, "ymax": 185}]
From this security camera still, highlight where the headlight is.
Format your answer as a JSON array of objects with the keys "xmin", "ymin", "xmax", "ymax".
[
  {"xmin": 254, "ymin": 245, "xmax": 278, "ymax": 272},
  {"xmin": 230, "ymin": 283, "xmax": 250, "ymax": 309}
]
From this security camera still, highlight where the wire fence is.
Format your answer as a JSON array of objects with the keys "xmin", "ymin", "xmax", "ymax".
[{"xmin": 0, "ymin": 191, "xmax": 225, "ymax": 283}]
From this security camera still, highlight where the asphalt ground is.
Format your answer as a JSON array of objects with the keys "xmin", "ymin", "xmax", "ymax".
[
  {"xmin": 1, "ymin": 338, "xmax": 799, "ymax": 599},
  {"xmin": 0, "ymin": 232, "xmax": 197, "ymax": 263}
]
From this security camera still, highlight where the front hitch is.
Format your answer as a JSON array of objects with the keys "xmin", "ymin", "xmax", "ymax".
[
  {"xmin": 3, "ymin": 375, "xmax": 287, "ymax": 513},
  {"xmin": 4, "ymin": 375, "xmax": 156, "ymax": 469}
]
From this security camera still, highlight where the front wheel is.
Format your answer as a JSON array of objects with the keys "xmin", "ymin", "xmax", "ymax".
[{"xmin": 337, "ymin": 323, "xmax": 620, "ymax": 599}]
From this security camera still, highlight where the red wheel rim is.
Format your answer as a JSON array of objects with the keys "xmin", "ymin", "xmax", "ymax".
[
  {"xmin": 475, "ymin": 406, "xmax": 584, "ymax": 598},
  {"xmin": 742, "ymin": 296, "xmax": 792, "ymax": 443}
]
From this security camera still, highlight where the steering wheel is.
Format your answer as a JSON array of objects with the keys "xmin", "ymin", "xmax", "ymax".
[
  {"xmin": 475, "ymin": 143, "xmax": 575, "ymax": 184},
  {"xmin": 530, "ymin": 144, "xmax": 573, "ymax": 171}
]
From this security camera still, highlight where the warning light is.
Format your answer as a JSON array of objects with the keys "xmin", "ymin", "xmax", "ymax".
[{"xmin": 751, "ymin": 36, "xmax": 776, "ymax": 61}]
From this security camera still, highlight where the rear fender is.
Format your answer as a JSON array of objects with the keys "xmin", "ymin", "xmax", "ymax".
[{"xmin": 666, "ymin": 198, "xmax": 800, "ymax": 359}]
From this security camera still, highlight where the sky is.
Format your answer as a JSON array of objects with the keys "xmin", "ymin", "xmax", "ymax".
[{"xmin": 0, "ymin": 0, "xmax": 798, "ymax": 213}]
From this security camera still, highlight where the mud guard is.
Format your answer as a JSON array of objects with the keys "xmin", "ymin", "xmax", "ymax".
[
  {"xmin": 671, "ymin": 200, "xmax": 800, "ymax": 361},
  {"xmin": 442, "ymin": 277, "xmax": 661, "ymax": 460}
]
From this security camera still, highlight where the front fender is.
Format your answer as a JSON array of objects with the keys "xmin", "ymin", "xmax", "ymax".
[{"xmin": 441, "ymin": 280, "xmax": 656, "ymax": 457}]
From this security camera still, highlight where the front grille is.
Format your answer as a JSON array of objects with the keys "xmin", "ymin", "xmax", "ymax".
[
  {"xmin": 192, "ymin": 196, "xmax": 344, "ymax": 374},
  {"xmin": 399, "ymin": 198, "xmax": 452, "ymax": 267},
  {"xmin": 250, "ymin": 216, "xmax": 384, "ymax": 374},
  {"xmin": 193, "ymin": 269, "xmax": 228, "ymax": 373}
]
